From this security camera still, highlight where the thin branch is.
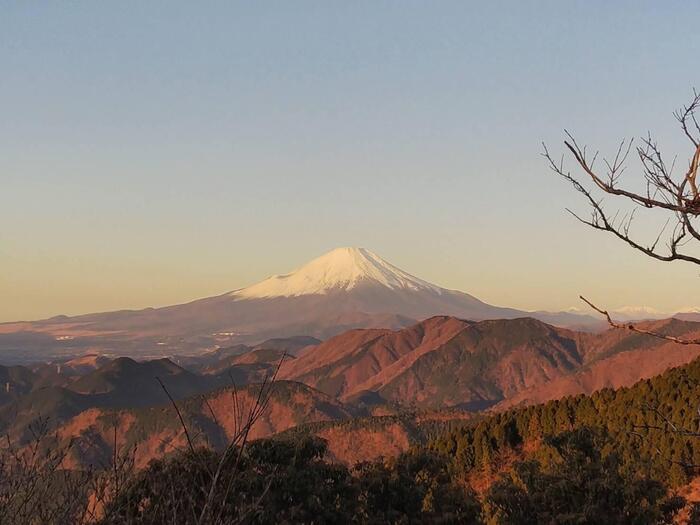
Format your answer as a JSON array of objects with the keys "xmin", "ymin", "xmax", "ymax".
[
  {"xmin": 156, "ymin": 376, "xmax": 196, "ymax": 456},
  {"xmin": 563, "ymin": 137, "xmax": 700, "ymax": 215},
  {"xmin": 580, "ymin": 296, "xmax": 700, "ymax": 345},
  {"xmin": 543, "ymin": 142, "xmax": 700, "ymax": 265}
]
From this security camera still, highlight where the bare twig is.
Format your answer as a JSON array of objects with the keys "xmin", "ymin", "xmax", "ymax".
[
  {"xmin": 200, "ymin": 352, "xmax": 287, "ymax": 525},
  {"xmin": 156, "ymin": 376, "xmax": 196, "ymax": 456},
  {"xmin": 580, "ymin": 295, "xmax": 700, "ymax": 345}
]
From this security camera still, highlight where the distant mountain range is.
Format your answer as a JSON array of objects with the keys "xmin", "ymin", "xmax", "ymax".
[
  {"xmin": 3, "ymin": 314, "xmax": 700, "ymax": 469},
  {"xmin": 0, "ymin": 247, "xmax": 603, "ymax": 362}
]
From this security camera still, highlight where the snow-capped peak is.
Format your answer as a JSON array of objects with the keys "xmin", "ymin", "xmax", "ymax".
[{"xmin": 231, "ymin": 247, "xmax": 442, "ymax": 299}]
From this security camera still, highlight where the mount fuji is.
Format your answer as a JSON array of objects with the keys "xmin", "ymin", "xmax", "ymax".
[
  {"xmin": 0, "ymin": 247, "xmax": 601, "ymax": 361},
  {"xmin": 233, "ymin": 247, "xmax": 442, "ymax": 299}
]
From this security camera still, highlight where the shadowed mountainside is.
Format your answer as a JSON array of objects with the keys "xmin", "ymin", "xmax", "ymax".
[{"xmin": 51, "ymin": 380, "xmax": 353, "ymax": 469}]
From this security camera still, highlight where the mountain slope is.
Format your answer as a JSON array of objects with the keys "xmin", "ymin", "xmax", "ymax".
[
  {"xmin": 281, "ymin": 316, "xmax": 589, "ymax": 409},
  {"xmin": 282, "ymin": 316, "xmax": 700, "ymax": 411},
  {"xmin": 494, "ymin": 318, "xmax": 700, "ymax": 409}
]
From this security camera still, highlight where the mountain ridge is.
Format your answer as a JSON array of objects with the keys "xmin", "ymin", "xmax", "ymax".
[{"xmin": 280, "ymin": 315, "xmax": 589, "ymax": 408}]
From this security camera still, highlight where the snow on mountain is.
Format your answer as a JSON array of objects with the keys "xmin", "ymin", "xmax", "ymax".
[
  {"xmin": 232, "ymin": 247, "xmax": 442, "ymax": 299},
  {"xmin": 567, "ymin": 305, "xmax": 669, "ymax": 321},
  {"xmin": 611, "ymin": 306, "xmax": 667, "ymax": 321},
  {"xmin": 677, "ymin": 306, "xmax": 700, "ymax": 314}
]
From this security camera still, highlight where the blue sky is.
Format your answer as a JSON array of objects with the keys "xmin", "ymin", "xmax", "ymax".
[{"xmin": 2, "ymin": 1, "xmax": 700, "ymax": 321}]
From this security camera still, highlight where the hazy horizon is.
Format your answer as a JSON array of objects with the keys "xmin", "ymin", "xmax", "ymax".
[{"xmin": 3, "ymin": 1, "xmax": 700, "ymax": 322}]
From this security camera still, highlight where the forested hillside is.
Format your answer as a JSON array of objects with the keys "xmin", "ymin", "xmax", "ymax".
[{"xmin": 430, "ymin": 354, "xmax": 700, "ymax": 489}]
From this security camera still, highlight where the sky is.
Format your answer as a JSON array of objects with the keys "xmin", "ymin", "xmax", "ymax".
[{"xmin": 2, "ymin": 1, "xmax": 700, "ymax": 322}]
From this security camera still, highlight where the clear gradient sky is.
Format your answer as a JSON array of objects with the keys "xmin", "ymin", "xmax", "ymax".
[{"xmin": 2, "ymin": 1, "xmax": 700, "ymax": 322}]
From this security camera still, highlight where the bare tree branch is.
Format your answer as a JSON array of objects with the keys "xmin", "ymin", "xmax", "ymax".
[
  {"xmin": 545, "ymin": 90, "xmax": 700, "ymax": 345},
  {"xmin": 580, "ymin": 296, "xmax": 700, "ymax": 345},
  {"xmin": 156, "ymin": 376, "xmax": 196, "ymax": 456},
  {"xmin": 544, "ymin": 90, "xmax": 700, "ymax": 268}
]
